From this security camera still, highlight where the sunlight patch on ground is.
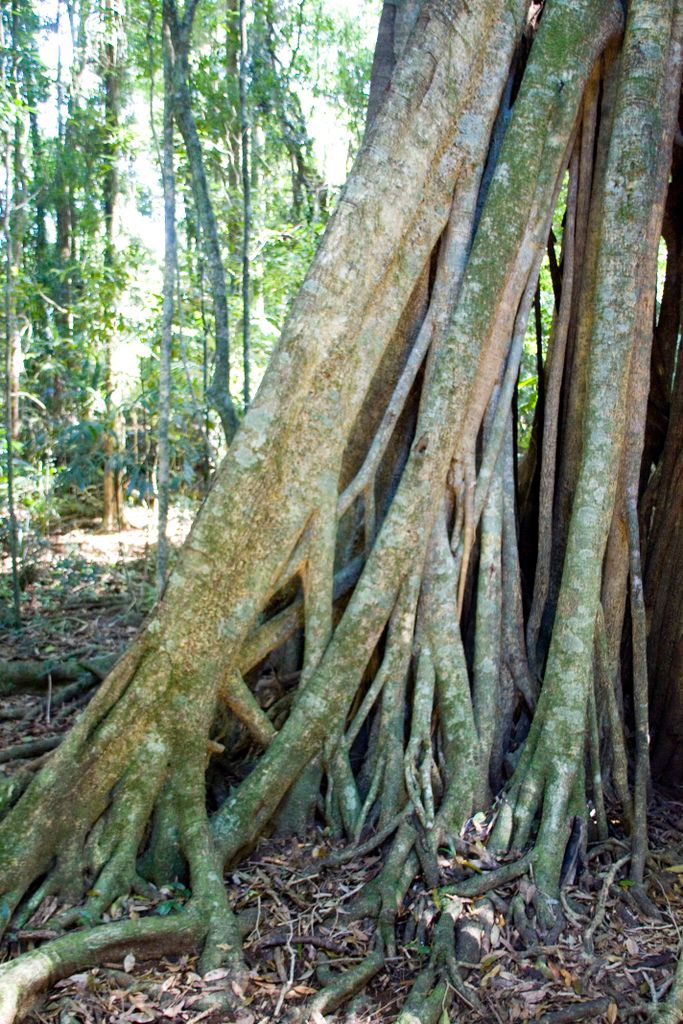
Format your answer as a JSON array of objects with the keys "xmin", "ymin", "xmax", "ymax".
[{"xmin": 49, "ymin": 505, "xmax": 196, "ymax": 565}]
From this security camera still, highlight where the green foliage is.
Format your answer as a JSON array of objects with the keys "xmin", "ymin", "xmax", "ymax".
[
  {"xmin": 0, "ymin": 0, "xmax": 372, "ymax": 585},
  {"xmin": 517, "ymin": 174, "xmax": 568, "ymax": 450}
]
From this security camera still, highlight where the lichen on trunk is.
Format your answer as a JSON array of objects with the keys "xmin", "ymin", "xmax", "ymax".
[{"xmin": 2, "ymin": 0, "xmax": 683, "ymax": 1021}]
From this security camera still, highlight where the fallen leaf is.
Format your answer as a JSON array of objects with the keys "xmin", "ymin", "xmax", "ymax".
[
  {"xmin": 203, "ymin": 968, "xmax": 230, "ymax": 982},
  {"xmin": 521, "ymin": 988, "xmax": 547, "ymax": 1005},
  {"xmin": 162, "ymin": 1002, "xmax": 186, "ymax": 1017}
]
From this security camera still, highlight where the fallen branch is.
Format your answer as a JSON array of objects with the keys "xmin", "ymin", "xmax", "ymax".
[
  {"xmin": 0, "ymin": 655, "xmax": 116, "ymax": 695},
  {"xmin": 538, "ymin": 997, "xmax": 614, "ymax": 1023},
  {"xmin": 441, "ymin": 852, "xmax": 533, "ymax": 899},
  {"xmin": 254, "ymin": 932, "xmax": 347, "ymax": 954}
]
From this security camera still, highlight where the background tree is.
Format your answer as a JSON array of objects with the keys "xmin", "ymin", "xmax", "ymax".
[
  {"xmin": 0, "ymin": 0, "xmax": 369, "ymax": 560},
  {"xmin": 155, "ymin": 0, "xmax": 177, "ymax": 593},
  {"xmin": 101, "ymin": 0, "xmax": 126, "ymax": 530}
]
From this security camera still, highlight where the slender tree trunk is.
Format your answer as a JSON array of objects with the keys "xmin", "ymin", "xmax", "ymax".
[
  {"xmin": 156, "ymin": 16, "xmax": 177, "ymax": 595},
  {"xmin": 54, "ymin": 8, "xmax": 74, "ymax": 344},
  {"xmin": 239, "ymin": 0, "xmax": 250, "ymax": 409},
  {"xmin": 225, "ymin": 0, "xmax": 240, "ymax": 194},
  {"xmin": 166, "ymin": 0, "xmax": 239, "ymax": 444},
  {"xmin": 1, "ymin": 3, "xmax": 26, "ymax": 626},
  {"xmin": 102, "ymin": 0, "xmax": 126, "ymax": 532},
  {"xmin": 7, "ymin": 0, "xmax": 27, "ymax": 442},
  {"xmin": 249, "ymin": 122, "xmax": 265, "ymax": 327},
  {"xmin": 3, "ymin": 135, "xmax": 21, "ymax": 627}
]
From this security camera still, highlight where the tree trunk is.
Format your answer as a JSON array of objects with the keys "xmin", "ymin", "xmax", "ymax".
[
  {"xmin": 2, "ymin": 124, "xmax": 22, "ymax": 627},
  {"xmin": 101, "ymin": 0, "xmax": 126, "ymax": 532},
  {"xmin": 1, "ymin": 2, "xmax": 25, "ymax": 626},
  {"xmin": 156, "ymin": 14, "xmax": 177, "ymax": 595},
  {"xmin": 166, "ymin": 0, "xmax": 240, "ymax": 444},
  {"xmin": 239, "ymin": 0, "xmax": 251, "ymax": 409},
  {"xmin": 6, "ymin": 0, "xmax": 28, "ymax": 444},
  {"xmin": 1, "ymin": 2, "xmax": 683, "ymax": 1021}
]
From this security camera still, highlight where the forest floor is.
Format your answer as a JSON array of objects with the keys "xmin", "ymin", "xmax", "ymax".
[
  {"xmin": 0, "ymin": 504, "xmax": 195, "ymax": 662},
  {"xmin": 1, "ymin": 507, "xmax": 682, "ymax": 1024}
]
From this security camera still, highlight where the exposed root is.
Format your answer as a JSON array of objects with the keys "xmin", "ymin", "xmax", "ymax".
[
  {"xmin": 299, "ymin": 945, "xmax": 385, "ymax": 1021},
  {"xmin": 443, "ymin": 851, "xmax": 533, "ymax": 899},
  {"xmin": 653, "ymin": 948, "xmax": 683, "ymax": 1024},
  {"xmin": 0, "ymin": 913, "xmax": 199, "ymax": 1024},
  {"xmin": 582, "ymin": 854, "xmax": 630, "ymax": 956},
  {"xmin": 395, "ymin": 970, "xmax": 449, "ymax": 1024}
]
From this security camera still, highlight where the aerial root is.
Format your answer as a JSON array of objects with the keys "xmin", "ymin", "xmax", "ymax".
[
  {"xmin": 434, "ymin": 898, "xmax": 486, "ymax": 1015},
  {"xmin": 219, "ymin": 668, "xmax": 277, "ymax": 747},
  {"xmin": 394, "ymin": 894, "xmax": 488, "ymax": 1023},
  {"xmin": 509, "ymin": 891, "xmax": 538, "ymax": 947},
  {"xmin": 174, "ymin": 758, "xmax": 245, "ymax": 980},
  {"xmin": 324, "ymin": 808, "xmax": 409, "ymax": 866}
]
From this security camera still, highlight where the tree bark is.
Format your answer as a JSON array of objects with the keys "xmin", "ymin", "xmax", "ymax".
[
  {"xmin": 2, "ymin": 3, "xmax": 683, "ymax": 1021},
  {"xmin": 165, "ymin": 0, "xmax": 239, "ymax": 443},
  {"xmin": 2, "ymin": 126, "xmax": 22, "ymax": 627},
  {"xmin": 156, "ymin": 14, "xmax": 177, "ymax": 595},
  {"xmin": 239, "ymin": 0, "xmax": 251, "ymax": 408},
  {"xmin": 101, "ymin": 0, "xmax": 126, "ymax": 532}
]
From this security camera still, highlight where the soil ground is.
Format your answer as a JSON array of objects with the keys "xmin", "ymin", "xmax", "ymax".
[{"xmin": 1, "ymin": 506, "xmax": 682, "ymax": 1024}]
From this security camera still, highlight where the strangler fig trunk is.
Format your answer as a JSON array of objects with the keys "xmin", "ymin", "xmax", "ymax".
[{"xmin": 1, "ymin": 0, "xmax": 683, "ymax": 1021}]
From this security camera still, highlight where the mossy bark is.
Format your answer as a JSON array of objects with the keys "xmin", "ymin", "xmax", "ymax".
[
  {"xmin": 492, "ymin": 0, "xmax": 682, "ymax": 900},
  {"xmin": 2, "ymin": 1, "xmax": 683, "ymax": 1020}
]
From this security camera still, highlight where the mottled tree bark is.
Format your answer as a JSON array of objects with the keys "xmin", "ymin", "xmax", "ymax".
[{"xmin": 1, "ymin": 2, "xmax": 683, "ymax": 1021}]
